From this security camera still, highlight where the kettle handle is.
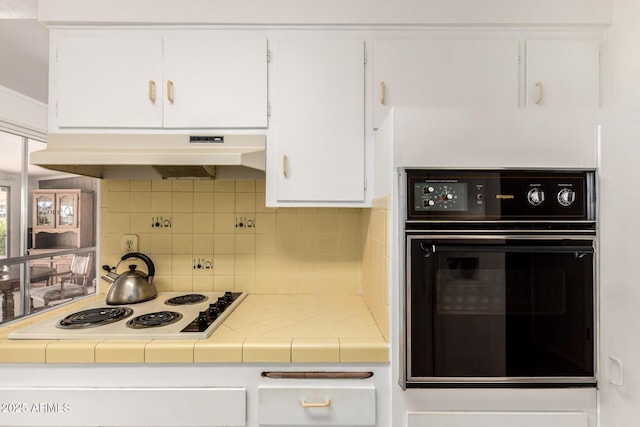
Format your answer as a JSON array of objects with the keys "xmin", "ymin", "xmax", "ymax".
[{"xmin": 120, "ymin": 252, "xmax": 155, "ymax": 282}]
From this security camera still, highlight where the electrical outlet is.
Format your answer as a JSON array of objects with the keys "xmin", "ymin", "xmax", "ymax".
[{"xmin": 121, "ymin": 234, "xmax": 138, "ymax": 253}]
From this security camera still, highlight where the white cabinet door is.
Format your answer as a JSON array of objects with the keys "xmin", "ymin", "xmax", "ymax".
[
  {"xmin": 53, "ymin": 32, "xmax": 268, "ymax": 129},
  {"xmin": 599, "ymin": 120, "xmax": 640, "ymax": 427},
  {"xmin": 0, "ymin": 387, "xmax": 246, "ymax": 426},
  {"xmin": 272, "ymin": 38, "xmax": 365, "ymax": 203},
  {"xmin": 163, "ymin": 36, "xmax": 268, "ymax": 128},
  {"xmin": 55, "ymin": 35, "xmax": 163, "ymax": 128},
  {"xmin": 372, "ymin": 39, "xmax": 519, "ymax": 128},
  {"xmin": 525, "ymin": 40, "xmax": 599, "ymax": 108}
]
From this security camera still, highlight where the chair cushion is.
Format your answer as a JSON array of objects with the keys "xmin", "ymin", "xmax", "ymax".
[{"xmin": 30, "ymin": 284, "xmax": 85, "ymax": 302}]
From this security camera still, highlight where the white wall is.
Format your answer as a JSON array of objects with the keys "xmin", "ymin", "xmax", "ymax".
[
  {"xmin": 0, "ymin": 20, "xmax": 48, "ymax": 104},
  {"xmin": 598, "ymin": 0, "xmax": 640, "ymax": 426},
  {"xmin": 38, "ymin": 0, "xmax": 612, "ymax": 25},
  {"xmin": 604, "ymin": 0, "xmax": 640, "ymax": 110}
]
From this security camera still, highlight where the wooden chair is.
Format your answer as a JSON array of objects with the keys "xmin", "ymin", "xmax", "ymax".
[{"xmin": 30, "ymin": 252, "xmax": 93, "ymax": 308}]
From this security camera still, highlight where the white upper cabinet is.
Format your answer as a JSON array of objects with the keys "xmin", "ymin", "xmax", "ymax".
[
  {"xmin": 372, "ymin": 39, "xmax": 519, "ymax": 128},
  {"xmin": 52, "ymin": 32, "xmax": 268, "ymax": 130},
  {"xmin": 269, "ymin": 38, "xmax": 366, "ymax": 204},
  {"xmin": 162, "ymin": 36, "xmax": 268, "ymax": 128},
  {"xmin": 55, "ymin": 35, "xmax": 164, "ymax": 128},
  {"xmin": 525, "ymin": 39, "xmax": 600, "ymax": 108}
]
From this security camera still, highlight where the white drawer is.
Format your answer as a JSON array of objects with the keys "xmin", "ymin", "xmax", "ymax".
[
  {"xmin": 407, "ymin": 411, "xmax": 588, "ymax": 427},
  {"xmin": 258, "ymin": 386, "xmax": 376, "ymax": 425},
  {"xmin": 0, "ymin": 387, "xmax": 246, "ymax": 426}
]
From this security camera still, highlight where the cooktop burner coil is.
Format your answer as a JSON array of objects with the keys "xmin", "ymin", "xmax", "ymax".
[
  {"xmin": 126, "ymin": 311, "xmax": 183, "ymax": 329},
  {"xmin": 57, "ymin": 307, "xmax": 134, "ymax": 329},
  {"xmin": 165, "ymin": 293, "xmax": 208, "ymax": 306}
]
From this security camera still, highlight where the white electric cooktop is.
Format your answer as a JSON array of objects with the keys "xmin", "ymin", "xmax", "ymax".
[{"xmin": 9, "ymin": 292, "xmax": 246, "ymax": 340}]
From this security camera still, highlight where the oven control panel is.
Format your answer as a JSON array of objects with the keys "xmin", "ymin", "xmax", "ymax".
[
  {"xmin": 406, "ymin": 169, "xmax": 595, "ymax": 221},
  {"xmin": 417, "ymin": 182, "xmax": 469, "ymax": 211}
]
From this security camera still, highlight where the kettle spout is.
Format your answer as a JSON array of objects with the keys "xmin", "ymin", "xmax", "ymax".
[
  {"xmin": 100, "ymin": 272, "xmax": 118, "ymax": 284},
  {"xmin": 100, "ymin": 264, "xmax": 118, "ymax": 284}
]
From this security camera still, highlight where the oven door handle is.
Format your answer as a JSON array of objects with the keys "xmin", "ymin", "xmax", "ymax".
[
  {"xmin": 432, "ymin": 244, "xmax": 594, "ymax": 254},
  {"xmin": 419, "ymin": 242, "xmax": 435, "ymax": 258}
]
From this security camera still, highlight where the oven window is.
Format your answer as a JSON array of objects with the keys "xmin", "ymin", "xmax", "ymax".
[{"xmin": 409, "ymin": 238, "xmax": 595, "ymax": 380}]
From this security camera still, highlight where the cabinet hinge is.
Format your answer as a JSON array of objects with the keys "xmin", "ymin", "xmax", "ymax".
[
  {"xmin": 267, "ymin": 103, "xmax": 271, "ymax": 117},
  {"xmin": 55, "ymin": 102, "xmax": 58, "ymax": 118},
  {"xmin": 267, "ymin": 49, "xmax": 271, "ymax": 63},
  {"xmin": 364, "ymin": 45, "xmax": 367, "ymax": 65},
  {"xmin": 364, "ymin": 178, "xmax": 368, "ymax": 190},
  {"xmin": 55, "ymin": 48, "xmax": 59, "ymax": 63}
]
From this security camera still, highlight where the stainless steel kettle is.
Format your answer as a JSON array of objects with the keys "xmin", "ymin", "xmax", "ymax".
[{"xmin": 102, "ymin": 252, "xmax": 157, "ymax": 305}]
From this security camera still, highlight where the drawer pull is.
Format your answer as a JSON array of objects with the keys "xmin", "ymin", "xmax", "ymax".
[
  {"xmin": 262, "ymin": 371, "xmax": 374, "ymax": 379},
  {"xmin": 301, "ymin": 399, "xmax": 331, "ymax": 408}
]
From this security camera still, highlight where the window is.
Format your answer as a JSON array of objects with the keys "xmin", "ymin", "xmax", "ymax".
[{"xmin": 0, "ymin": 130, "xmax": 97, "ymax": 322}]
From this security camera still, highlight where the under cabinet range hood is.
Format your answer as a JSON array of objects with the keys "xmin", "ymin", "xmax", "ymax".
[{"xmin": 31, "ymin": 134, "xmax": 266, "ymax": 179}]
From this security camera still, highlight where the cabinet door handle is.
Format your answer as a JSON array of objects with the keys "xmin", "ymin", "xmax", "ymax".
[
  {"xmin": 282, "ymin": 155, "xmax": 288, "ymax": 177},
  {"xmin": 148, "ymin": 80, "xmax": 156, "ymax": 103},
  {"xmin": 167, "ymin": 80, "xmax": 175, "ymax": 104},
  {"xmin": 380, "ymin": 81, "xmax": 386, "ymax": 105},
  {"xmin": 609, "ymin": 355, "xmax": 624, "ymax": 386},
  {"xmin": 301, "ymin": 399, "xmax": 331, "ymax": 408},
  {"xmin": 535, "ymin": 82, "xmax": 543, "ymax": 105}
]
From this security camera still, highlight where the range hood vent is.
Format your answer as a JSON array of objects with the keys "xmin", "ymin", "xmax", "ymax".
[
  {"xmin": 152, "ymin": 165, "xmax": 218, "ymax": 178},
  {"xmin": 31, "ymin": 134, "xmax": 266, "ymax": 179}
]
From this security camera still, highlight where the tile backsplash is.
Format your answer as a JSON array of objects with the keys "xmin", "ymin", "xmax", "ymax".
[
  {"xmin": 100, "ymin": 179, "xmax": 367, "ymax": 297},
  {"xmin": 361, "ymin": 195, "xmax": 390, "ymax": 341}
]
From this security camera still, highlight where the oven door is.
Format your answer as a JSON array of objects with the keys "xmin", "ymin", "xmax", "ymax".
[{"xmin": 405, "ymin": 235, "xmax": 596, "ymax": 387}]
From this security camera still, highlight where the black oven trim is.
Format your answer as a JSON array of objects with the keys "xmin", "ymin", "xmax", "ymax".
[{"xmin": 404, "ymin": 233, "xmax": 598, "ymax": 389}]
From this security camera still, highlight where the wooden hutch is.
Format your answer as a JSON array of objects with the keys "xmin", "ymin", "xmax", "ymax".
[{"xmin": 30, "ymin": 189, "xmax": 94, "ymax": 277}]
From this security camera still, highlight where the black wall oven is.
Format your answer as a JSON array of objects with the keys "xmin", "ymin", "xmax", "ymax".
[{"xmin": 403, "ymin": 169, "xmax": 597, "ymax": 388}]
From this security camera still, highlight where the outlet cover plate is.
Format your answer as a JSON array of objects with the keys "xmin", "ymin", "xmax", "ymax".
[{"xmin": 121, "ymin": 234, "xmax": 139, "ymax": 253}]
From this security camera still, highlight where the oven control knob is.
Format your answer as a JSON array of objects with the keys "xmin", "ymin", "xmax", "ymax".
[
  {"xmin": 197, "ymin": 311, "xmax": 209, "ymax": 324},
  {"xmin": 422, "ymin": 186, "xmax": 435, "ymax": 194},
  {"xmin": 527, "ymin": 188, "xmax": 545, "ymax": 206},
  {"xmin": 557, "ymin": 188, "xmax": 576, "ymax": 206},
  {"xmin": 207, "ymin": 304, "xmax": 219, "ymax": 318}
]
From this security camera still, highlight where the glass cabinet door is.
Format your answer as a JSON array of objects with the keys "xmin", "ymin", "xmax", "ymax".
[
  {"xmin": 35, "ymin": 195, "xmax": 54, "ymax": 227},
  {"xmin": 56, "ymin": 193, "xmax": 77, "ymax": 227}
]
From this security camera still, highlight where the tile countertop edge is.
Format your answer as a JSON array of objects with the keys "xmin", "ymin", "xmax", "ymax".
[
  {"xmin": 0, "ymin": 337, "xmax": 389, "ymax": 364},
  {"xmin": 0, "ymin": 295, "xmax": 390, "ymax": 364}
]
